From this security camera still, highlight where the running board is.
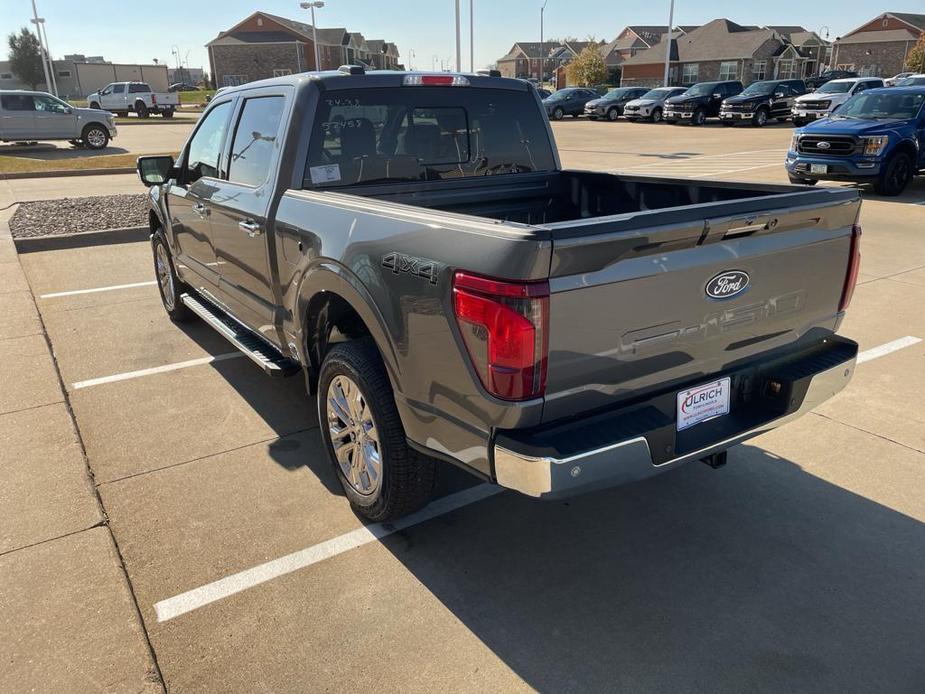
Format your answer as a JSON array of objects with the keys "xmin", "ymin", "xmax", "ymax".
[{"xmin": 180, "ymin": 293, "xmax": 300, "ymax": 378}]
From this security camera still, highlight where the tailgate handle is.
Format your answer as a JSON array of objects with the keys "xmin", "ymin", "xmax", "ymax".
[{"xmin": 723, "ymin": 216, "xmax": 777, "ymax": 239}]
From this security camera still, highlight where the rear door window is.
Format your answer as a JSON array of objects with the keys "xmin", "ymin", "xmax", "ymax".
[
  {"xmin": 1, "ymin": 94, "xmax": 36, "ymax": 111},
  {"xmin": 304, "ymin": 86, "xmax": 556, "ymax": 188},
  {"xmin": 129, "ymin": 83, "xmax": 150, "ymax": 94},
  {"xmin": 228, "ymin": 95, "xmax": 285, "ymax": 187}
]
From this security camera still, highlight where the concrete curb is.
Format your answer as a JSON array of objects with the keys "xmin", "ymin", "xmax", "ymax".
[
  {"xmin": 0, "ymin": 168, "xmax": 136, "ymax": 181},
  {"xmin": 14, "ymin": 226, "xmax": 148, "ymax": 253}
]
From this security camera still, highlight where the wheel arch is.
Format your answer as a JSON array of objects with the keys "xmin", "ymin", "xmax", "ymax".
[{"xmin": 296, "ymin": 263, "xmax": 400, "ymax": 396}]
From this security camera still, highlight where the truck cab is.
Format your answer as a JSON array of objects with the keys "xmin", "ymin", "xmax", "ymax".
[
  {"xmin": 792, "ymin": 78, "xmax": 884, "ymax": 126},
  {"xmin": 787, "ymin": 86, "xmax": 925, "ymax": 196}
]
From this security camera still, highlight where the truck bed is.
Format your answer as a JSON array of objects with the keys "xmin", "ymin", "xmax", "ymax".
[{"xmin": 317, "ymin": 170, "xmax": 860, "ymax": 423}]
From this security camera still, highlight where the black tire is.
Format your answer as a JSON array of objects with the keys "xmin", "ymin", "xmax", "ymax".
[
  {"xmin": 788, "ymin": 174, "xmax": 818, "ymax": 185},
  {"xmin": 752, "ymin": 107, "xmax": 769, "ymax": 127},
  {"xmin": 874, "ymin": 152, "xmax": 914, "ymax": 196},
  {"xmin": 650, "ymin": 107, "xmax": 662, "ymax": 123},
  {"xmin": 81, "ymin": 124, "xmax": 109, "ymax": 150},
  {"xmin": 793, "ymin": 118, "xmax": 806, "ymax": 127},
  {"xmin": 571, "ymin": 113, "xmax": 579, "ymax": 118},
  {"xmin": 151, "ymin": 232, "xmax": 194, "ymax": 322},
  {"xmin": 136, "ymin": 102, "xmax": 150, "ymax": 118},
  {"xmin": 776, "ymin": 117, "xmax": 790, "ymax": 122},
  {"xmin": 721, "ymin": 120, "xmax": 736, "ymax": 127},
  {"xmin": 552, "ymin": 107, "xmax": 564, "ymax": 121},
  {"xmin": 161, "ymin": 108, "xmax": 174, "ymax": 119},
  {"xmin": 319, "ymin": 339, "xmax": 435, "ymax": 522},
  {"xmin": 691, "ymin": 108, "xmax": 707, "ymax": 126},
  {"xmin": 665, "ymin": 119, "xmax": 678, "ymax": 125},
  {"xmin": 89, "ymin": 101, "xmax": 100, "ymax": 110},
  {"xmin": 606, "ymin": 107, "xmax": 619, "ymax": 121}
]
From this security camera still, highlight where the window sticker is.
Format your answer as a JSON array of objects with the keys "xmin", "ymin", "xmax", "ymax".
[{"xmin": 309, "ymin": 163, "xmax": 342, "ymax": 185}]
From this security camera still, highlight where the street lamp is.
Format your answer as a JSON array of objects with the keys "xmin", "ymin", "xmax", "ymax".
[
  {"xmin": 300, "ymin": 1, "xmax": 325, "ymax": 71},
  {"xmin": 540, "ymin": 0, "xmax": 548, "ymax": 84},
  {"xmin": 663, "ymin": 0, "xmax": 675, "ymax": 87},
  {"xmin": 30, "ymin": 0, "xmax": 56, "ymax": 95}
]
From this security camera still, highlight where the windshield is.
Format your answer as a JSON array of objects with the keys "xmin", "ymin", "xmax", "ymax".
[
  {"xmin": 683, "ymin": 83, "xmax": 719, "ymax": 97},
  {"xmin": 741, "ymin": 81, "xmax": 776, "ymax": 96},
  {"xmin": 600, "ymin": 89, "xmax": 628, "ymax": 101},
  {"xmin": 835, "ymin": 92, "xmax": 925, "ymax": 120},
  {"xmin": 817, "ymin": 81, "xmax": 853, "ymax": 94},
  {"xmin": 546, "ymin": 90, "xmax": 575, "ymax": 101},
  {"xmin": 641, "ymin": 88, "xmax": 673, "ymax": 99},
  {"xmin": 304, "ymin": 87, "xmax": 557, "ymax": 188}
]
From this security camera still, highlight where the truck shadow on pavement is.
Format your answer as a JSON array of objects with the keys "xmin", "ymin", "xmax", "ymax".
[
  {"xmin": 0, "ymin": 143, "xmax": 129, "ymax": 159},
  {"xmin": 381, "ymin": 445, "xmax": 925, "ymax": 692}
]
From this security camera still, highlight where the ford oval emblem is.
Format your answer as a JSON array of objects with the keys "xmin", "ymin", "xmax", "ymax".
[
  {"xmin": 817, "ymin": 141, "xmax": 831, "ymax": 149},
  {"xmin": 706, "ymin": 270, "xmax": 750, "ymax": 299}
]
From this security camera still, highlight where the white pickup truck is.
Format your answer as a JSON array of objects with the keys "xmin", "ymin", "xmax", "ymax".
[{"xmin": 86, "ymin": 82, "xmax": 178, "ymax": 118}]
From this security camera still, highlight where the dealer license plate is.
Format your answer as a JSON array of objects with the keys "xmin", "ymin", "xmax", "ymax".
[
  {"xmin": 677, "ymin": 377, "xmax": 731, "ymax": 431},
  {"xmin": 810, "ymin": 164, "xmax": 828, "ymax": 174}
]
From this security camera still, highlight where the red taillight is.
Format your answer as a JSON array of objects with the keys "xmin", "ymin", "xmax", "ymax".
[
  {"xmin": 453, "ymin": 271, "xmax": 549, "ymax": 401},
  {"xmin": 839, "ymin": 224, "xmax": 862, "ymax": 312},
  {"xmin": 151, "ymin": 93, "xmax": 157, "ymax": 104}
]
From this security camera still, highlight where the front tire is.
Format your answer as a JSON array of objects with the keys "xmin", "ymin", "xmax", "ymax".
[
  {"xmin": 606, "ymin": 107, "xmax": 619, "ymax": 121},
  {"xmin": 691, "ymin": 108, "xmax": 707, "ymax": 126},
  {"xmin": 650, "ymin": 107, "xmax": 663, "ymax": 123},
  {"xmin": 152, "ymin": 232, "xmax": 194, "ymax": 322},
  {"xmin": 319, "ymin": 339, "xmax": 435, "ymax": 522},
  {"xmin": 752, "ymin": 107, "xmax": 769, "ymax": 127},
  {"xmin": 874, "ymin": 153, "xmax": 913, "ymax": 196},
  {"xmin": 89, "ymin": 101, "xmax": 100, "ymax": 110},
  {"xmin": 552, "ymin": 107, "xmax": 564, "ymax": 121},
  {"xmin": 81, "ymin": 124, "xmax": 109, "ymax": 150}
]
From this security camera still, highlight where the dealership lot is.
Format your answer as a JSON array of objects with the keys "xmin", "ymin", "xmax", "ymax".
[{"xmin": 4, "ymin": 121, "xmax": 925, "ymax": 692}]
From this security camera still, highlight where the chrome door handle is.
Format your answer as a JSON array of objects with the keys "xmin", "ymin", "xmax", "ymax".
[
  {"xmin": 238, "ymin": 219, "xmax": 262, "ymax": 237},
  {"xmin": 192, "ymin": 202, "xmax": 209, "ymax": 217}
]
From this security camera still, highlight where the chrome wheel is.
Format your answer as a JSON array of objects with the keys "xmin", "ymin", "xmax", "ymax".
[
  {"xmin": 155, "ymin": 243, "xmax": 175, "ymax": 311},
  {"xmin": 85, "ymin": 127, "xmax": 106, "ymax": 148},
  {"xmin": 327, "ymin": 374, "xmax": 381, "ymax": 497}
]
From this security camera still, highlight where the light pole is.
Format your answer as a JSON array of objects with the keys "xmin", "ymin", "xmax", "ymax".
[
  {"xmin": 540, "ymin": 0, "xmax": 548, "ymax": 84},
  {"xmin": 29, "ymin": 0, "xmax": 54, "ymax": 95},
  {"xmin": 455, "ymin": 0, "xmax": 461, "ymax": 71},
  {"xmin": 300, "ymin": 2, "xmax": 325, "ymax": 70},
  {"xmin": 663, "ymin": 0, "xmax": 674, "ymax": 87},
  {"xmin": 469, "ymin": 0, "xmax": 474, "ymax": 72}
]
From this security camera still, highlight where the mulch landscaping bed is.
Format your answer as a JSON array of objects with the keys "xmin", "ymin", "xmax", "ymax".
[{"xmin": 10, "ymin": 195, "xmax": 148, "ymax": 237}]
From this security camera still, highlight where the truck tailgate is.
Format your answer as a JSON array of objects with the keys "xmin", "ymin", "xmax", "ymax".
[{"xmin": 542, "ymin": 189, "xmax": 860, "ymax": 422}]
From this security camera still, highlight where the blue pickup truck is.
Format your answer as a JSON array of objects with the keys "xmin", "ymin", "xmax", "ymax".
[{"xmin": 786, "ymin": 86, "xmax": 925, "ymax": 196}]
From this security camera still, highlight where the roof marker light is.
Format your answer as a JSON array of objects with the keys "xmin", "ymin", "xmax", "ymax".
[{"xmin": 403, "ymin": 74, "xmax": 470, "ymax": 86}]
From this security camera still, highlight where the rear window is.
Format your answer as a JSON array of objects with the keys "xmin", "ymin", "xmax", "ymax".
[
  {"xmin": 303, "ymin": 87, "xmax": 556, "ymax": 188},
  {"xmin": 129, "ymin": 83, "xmax": 150, "ymax": 93}
]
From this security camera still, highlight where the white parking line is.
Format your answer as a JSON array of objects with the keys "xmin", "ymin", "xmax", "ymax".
[
  {"xmin": 72, "ymin": 352, "xmax": 245, "ymax": 390},
  {"xmin": 856, "ymin": 336, "xmax": 922, "ymax": 364},
  {"xmin": 154, "ymin": 483, "xmax": 505, "ymax": 622},
  {"xmin": 40, "ymin": 280, "xmax": 157, "ymax": 299}
]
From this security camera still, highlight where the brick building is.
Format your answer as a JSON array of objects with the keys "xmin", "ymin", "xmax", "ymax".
[
  {"xmin": 620, "ymin": 19, "xmax": 830, "ymax": 88},
  {"xmin": 832, "ymin": 12, "xmax": 925, "ymax": 77},
  {"xmin": 206, "ymin": 11, "xmax": 401, "ymax": 88}
]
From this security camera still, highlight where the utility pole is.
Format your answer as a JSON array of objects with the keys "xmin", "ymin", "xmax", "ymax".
[
  {"xmin": 30, "ymin": 0, "xmax": 53, "ymax": 94},
  {"xmin": 38, "ymin": 19, "xmax": 57, "ymax": 95},
  {"xmin": 469, "ymin": 0, "xmax": 474, "ymax": 72},
  {"xmin": 540, "ymin": 0, "xmax": 548, "ymax": 84},
  {"xmin": 455, "ymin": 0, "xmax": 461, "ymax": 71},
  {"xmin": 663, "ymin": 0, "xmax": 674, "ymax": 86}
]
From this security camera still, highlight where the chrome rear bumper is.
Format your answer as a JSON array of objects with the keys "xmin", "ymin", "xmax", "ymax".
[{"xmin": 493, "ymin": 338, "xmax": 857, "ymax": 498}]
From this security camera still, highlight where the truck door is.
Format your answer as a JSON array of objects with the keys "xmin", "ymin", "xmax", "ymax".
[
  {"xmin": 107, "ymin": 83, "xmax": 127, "ymax": 110},
  {"xmin": 0, "ymin": 93, "xmax": 35, "ymax": 139},
  {"xmin": 208, "ymin": 90, "xmax": 288, "ymax": 339},
  {"xmin": 166, "ymin": 98, "xmax": 235, "ymax": 288},
  {"xmin": 32, "ymin": 94, "xmax": 78, "ymax": 138}
]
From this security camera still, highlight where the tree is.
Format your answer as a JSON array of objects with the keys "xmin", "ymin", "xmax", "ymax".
[
  {"xmin": 565, "ymin": 45, "xmax": 607, "ymax": 87},
  {"xmin": 905, "ymin": 34, "xmax": 925, "ymax": 73},
  {"xmin": 7, "ymin": 27, "xmax": 44, "ymax": 89}
]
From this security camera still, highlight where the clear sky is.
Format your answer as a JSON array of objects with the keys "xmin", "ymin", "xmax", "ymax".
[{"xmin": 1, "ymin": 1, "xmax": 914, "ymax": 75}]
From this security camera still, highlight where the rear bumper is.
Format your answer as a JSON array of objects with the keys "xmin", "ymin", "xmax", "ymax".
[{"xmin": 492, "ymin": 336, "xmax": 857, "ymax": 498}]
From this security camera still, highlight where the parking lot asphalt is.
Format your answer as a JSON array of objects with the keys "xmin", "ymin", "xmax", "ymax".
[{"xmin": 6, "ymin": 119, "xmax": 925, "ymax": 692}]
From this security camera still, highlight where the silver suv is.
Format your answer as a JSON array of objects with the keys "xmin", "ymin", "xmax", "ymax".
[{"xmin": 0, "ymin": 90, "xmax": 116, "ymax": 149}]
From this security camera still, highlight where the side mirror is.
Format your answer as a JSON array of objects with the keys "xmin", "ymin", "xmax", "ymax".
[
  {"xmin": 712, "ymin": 92, "xmax": 722, "ymax": 99},
  {"xmin": 137, "ymin": 155, "xmax": 175, "ymax": 187},
  {"xmin": 774, "ymin": 91, "xmax": 785, "ymax": 98}
]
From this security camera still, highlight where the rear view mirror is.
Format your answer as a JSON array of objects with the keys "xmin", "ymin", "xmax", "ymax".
[{"xmin": 137, "ymin": 155, "xmax": 175, "ymax": 187}]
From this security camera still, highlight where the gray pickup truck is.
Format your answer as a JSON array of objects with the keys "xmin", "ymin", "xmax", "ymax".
[{"xmin": 138, "ymin": 68, "xmax": 861, "ymax": 521}]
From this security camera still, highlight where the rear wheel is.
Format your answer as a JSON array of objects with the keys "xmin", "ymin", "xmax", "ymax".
[
  {"xmin": 874, "ymin": 152, "xmax": 913, "ymax": 196},
  {"xmin": 152, "ymin": 232, "xmax": 194, "ymax": 322},
  {"xmin": 752, "ymin": 107, "xmax": 769, "ymax": 127},
  {"xmin": 319, "ymin": 339, "xmax": 435, "ymax": 522},
  {"xmin": 81, "ymin": 124, "xmax": 109, "ymax": 150},
  {"xmin": 161, "ymin": 108, "xmax": 174, "ymax": 118},
  {"xmin": 691, "ymin": 108, "xmax": 707, "ymax": 126},
  {"xmin": 136, "ymin": 102, "xmax": 149, "ymax": 118},
  {"xmin": 650, "ymin": 107, "xmax": 663, "ymax": 123},
  {"xmin": 606, "ymin": 107, "xmax": 619, "ymax": 121}
]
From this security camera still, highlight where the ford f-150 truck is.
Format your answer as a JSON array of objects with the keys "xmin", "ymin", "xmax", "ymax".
[
  {"xmin": 137, "ymin": 68, "xmax": 862, "ymax": 521},
  {"xmin": 787, "ymin": 86, "xmax": 925, "ymax": 195}
]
